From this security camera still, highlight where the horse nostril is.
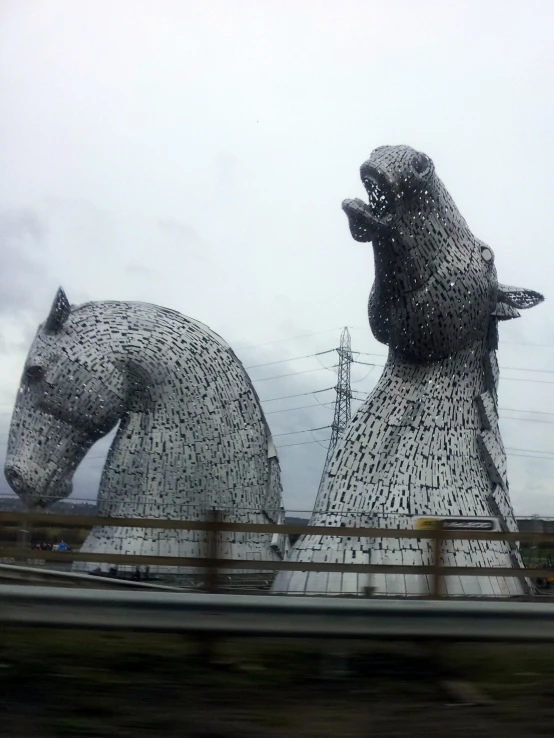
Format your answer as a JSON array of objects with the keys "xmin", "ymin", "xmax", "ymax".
[
  {"xmin": 25, "ymin": 365, "xmax": 44, "ymax": 382},
  {"xmin": 5, "ymin": 466, "xmax": 24, "ymax": 491}
]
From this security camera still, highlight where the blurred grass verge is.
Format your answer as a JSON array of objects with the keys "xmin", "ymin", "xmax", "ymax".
[{"xmin": 2, "ymin": 628, "xmax": 554, "ymax": 736}]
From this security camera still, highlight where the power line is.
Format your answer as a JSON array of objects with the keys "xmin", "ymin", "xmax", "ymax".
[
  {"xmin": 2, "ymin": 353, "xmax": 551, "ymax": 422},
  {"xmin": 501, "ymin": 340, "xmax": 554, "ymax": 349},
  {"xmin": 344, "ymin": 399, "xmax": 554, "ymax": 425},
  {"xmin": 311, "ymin": 390, "xmax": 338, "ymax": 409},
  {"xmin": 18, "ymin": 439, "xmax": 334, "ymax": 456},
  {"xmin": 1, "ymin": 350, "xmax": 554, "ymax": 416},
  {"xmin": 352, "ymin": 360, "xmax": 381, "ymax": 367},
  {"xmin": 354, "ymin": 351, "xmax": 387, "ymax": 358},
  {"xmin": 503, "ymin": 366, "xmax": 554, "ymax": 374},
  {"xmin": 275, "ymin": 437, "xmax": 331, "ymax": 449},
  {"xmin": 273, "ymin": 425, "xmax": 331, "ymax": 437},
  {"xmin": 244, "ymin": 349, "xmax": 335, "ymax": 370},
  {"xmin": 10, "ymin": 440, "xmax": 550, "ymax": 462},
  {"xmin": 505, "ymin": 446, "xmax": 554, "ymax": 457},
  {"xmin": 352, "ymin": 359, "xmax": 554, "ymax": 376},
  {"xmin": 2, "ymin": 409, "xmax": 552, "ymax": 444},
  {"xmin": 76, "ymin": 427, "xmax": 334, "ymax": 455},
  {"xmin": 2, "ymin": 410, "xmax": 552, "ymax": 429},
  {"xmin": 508, "ymin": 453, "xmax": 554, "ymax": 461},
  {"xmin": 284, "ymin": 445, "xmax": 554, "ymax": 457},
  {"xmin": 502, "ymin": 407, "xmax": 554, "ymax": 417},
  {"xmin": 502, "ymin": 377, "xmax": 554, "ymax": 385},
  {"xmin": 266, "ymin": 403, "xmax": 334, "ymax": 415},
  {"xmin": 252, "ymin": 365, "xmax": 338, "ymax": 383},
  {"xmin": 261, "ymin": 387, "xmax": 335, "ymax": 402},
  {"xmin": 501, "ymin": 416, "xmax": 554, "ymax": 425},
  {"xmin": 0, "ymin": 388, "xmax": 338, "ymax": 418}
]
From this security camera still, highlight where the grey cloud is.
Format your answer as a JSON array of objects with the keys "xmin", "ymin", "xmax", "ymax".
[
  {"xmin": 0, "ymin": 208, "xmax": 48, "ymax": 316},
  {"xmin": 0, "ymin": 317, "xmax": 40, "ymax": 356},
  {"xmin": 125, "ymin": 263, "xmax": 159, "ymax": 279},
  {"xmin": 156, "ymin": 219, "xmax": 209, "ymax": 263},
  {"xmin": 44, "ymin": 197, "xmax": 114, "ymax": 236},
  {"xmin": 0, "ymin": 209, "xmax": 45, "ymax": 242}
]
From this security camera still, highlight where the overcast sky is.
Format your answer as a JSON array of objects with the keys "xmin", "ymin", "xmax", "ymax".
[{"xmin": 1, "ymin": 0, "xmax": 553, "ymax": 516}]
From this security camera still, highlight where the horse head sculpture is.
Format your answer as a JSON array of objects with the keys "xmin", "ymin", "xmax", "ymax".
[{"xmin": 5, "ymin": 290, "xmax": 286, "ymax": 570}]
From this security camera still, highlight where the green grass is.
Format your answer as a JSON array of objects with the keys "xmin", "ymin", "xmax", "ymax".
[{"xmin": 521, "ymin": 546, "xmax": 554, "ymax": 564}]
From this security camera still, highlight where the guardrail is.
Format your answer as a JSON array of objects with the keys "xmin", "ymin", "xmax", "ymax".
[
  {"xmin": 1, "ymin": 512, "xmax": 552, "ymax": 596},
  {"xmin": 2, "ymin": 585, "xmax": 554, "ymax": 640}
]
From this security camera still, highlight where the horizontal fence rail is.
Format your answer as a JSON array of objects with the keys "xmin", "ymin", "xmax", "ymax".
[
  {"xmin": 0, "ymin": 548, "xmax": 553, "ymax": 579},
  {"xmin": 2, "ymin": 512, "xmax": 554, "ymax": 544},
  {"xmin": 1, "ymin": 512, "xmax": 552, "ymax": 596},
  {"xmin": 2, "ymin": 585, "xmax": 554, "ymax": 640}
]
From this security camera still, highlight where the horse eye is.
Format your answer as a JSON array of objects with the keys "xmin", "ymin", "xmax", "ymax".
[
  {"xmin": 412, "ymin": 153, "xmax": 431, "ymax": 175},
  {"xmin": 481, "ymin": 247, "xmax": 494, "ymax": 263},
  {"xmin": 26, "ymin": 365, "xmax": 44, "ymax": 381}
]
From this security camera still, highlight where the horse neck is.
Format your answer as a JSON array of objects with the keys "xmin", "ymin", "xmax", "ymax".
[
  {"xmin": 93, "ymin": 303, "xmax": 204, "ymax": 425},
  {"xmin": 311, "ymin": 334, "xmax": 509, "ymax": 526},
  {"xmin": 380, "ymin": 338, "xmax": 493, "ymax": 415},
  {"xmin": 93, "ymin": 304, "xmax": 257, "ymax": 518},
  {"xmin": 355, "ymin": 336, "xmax": 500, "ymax": 466}
]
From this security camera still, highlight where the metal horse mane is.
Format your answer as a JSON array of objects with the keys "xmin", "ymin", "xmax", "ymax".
[{"xmin": 273, "ymin": 144, "xmax": 544, "ymax": 597}]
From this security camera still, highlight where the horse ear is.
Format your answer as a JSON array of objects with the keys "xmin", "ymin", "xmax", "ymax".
[
  {"xmin": 497, "ymin": 284, "xmax": 544, "ymax": 310},
  {"xmin": 45, "ymin": 288, "xmax": 71, "ymax": 332},
  {"xmin": 492, "ymin": 301, "xmax": 520, "ymax": 320}
]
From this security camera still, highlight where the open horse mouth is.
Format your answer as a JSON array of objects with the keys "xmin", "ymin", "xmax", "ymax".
[{"xmin": 342, "ymin": 163, "xmax": 394, "ymax": 242}]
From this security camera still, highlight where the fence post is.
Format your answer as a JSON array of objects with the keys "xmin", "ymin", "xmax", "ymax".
[
  {"xmin": 431, "ymin": 521, "xmax": 444, "ymax": 599},
  {"xmin": 199, "ymin": 509, "xmax": 223, "ymax": 666},
  {"xmin": 17, "ymin": 513, "xmax": 31, "ymax": 561},
  {"xmin": 205, "ymin": 509, "xmax": 222, "ymax": 594}
]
